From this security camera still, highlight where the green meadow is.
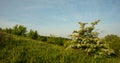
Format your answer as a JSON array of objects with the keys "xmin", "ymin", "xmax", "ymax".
[{"xmin": 0, "ymin": 21, "xmax": 120, "ymax": 63}]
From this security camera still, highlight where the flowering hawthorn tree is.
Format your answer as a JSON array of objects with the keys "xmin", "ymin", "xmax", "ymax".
[{"xmin": 70, "ymin": 20, "xmax": 115, "ymax": 58}]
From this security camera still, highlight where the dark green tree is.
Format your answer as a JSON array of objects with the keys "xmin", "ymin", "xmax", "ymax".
[
  {"xmin": 12, "ymin": 24, "xmax": 18, "ymax": 35},
  {"xmin": 47, "ymin": 34, "xmax": 65, "ymax": 46},
  {"xmin": 5, "ymin": 28, "xmax": 12, "ymax": 33},
  {"xmin": 12, "ymin": 25, "xmax": 27, "ymax": 36},
  {"xmin": 0, "ymin": 27, "xmax": 2, "ymax": 31},
  {"xmin": 33, "ymin": 30, "xmax": 39, "ymax": 39},
  {"xmin": 28, "ymin": 29, "xmax": 39, "ymax": 40},
  {"xmin": 18, "ymin": 25, "xmax": 27, "ymax": 36}
]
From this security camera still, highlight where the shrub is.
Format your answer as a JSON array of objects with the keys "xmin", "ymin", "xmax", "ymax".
[
  {"xmin": 5, "ymin": 28, "xmax": 12, "ymax": 33},
  {"xmin": 12, "ymin": 25, "xmax": 27, "ymax": 36},
  {"xmin": 103, "ymin": 34, "xmax": 120, "ymax": 57},
  {"xmin": 38, "ymin": 36, "xmax": 47, "ymax": 42},
  {"xmin": 69, "ymin": 20, "xmax": 115, "ymax": 58},
  {"xmin": 47, "ymin": 35, "xmax": 66, "ymax": 46},
  {"xmin": 28, "ymin": 29, "xmax": 39, "ymax": 40}
]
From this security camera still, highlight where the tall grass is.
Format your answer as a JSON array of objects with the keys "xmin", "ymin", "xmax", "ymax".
[{"xmin": 0, "ymin": 32, "xmax": 120, "ymax": 63}]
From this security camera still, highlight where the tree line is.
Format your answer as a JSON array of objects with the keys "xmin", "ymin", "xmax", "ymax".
[
  {"xmin": 0, "ymin": 25, "xmax": 69, "ymax": 46},
  {"xmin": 0, "ymin": 25, "xmax": 39, "ymax": 40}
]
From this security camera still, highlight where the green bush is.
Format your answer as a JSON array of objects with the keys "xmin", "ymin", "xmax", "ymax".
[
  {"xmin": 12, "ymin": 25, "xmax": 27, "ymax": 36},
  {"xmin": 47, "ymin": 35, "xmax": 66, "ymax": 46},
  {"xmin": 38, "ymin": 36, "xmax": 47, "ymax": 42},
  {"xmin": 102, "ymin": 34, "xmax": 120, "ymax": 57},
  {"xmin": 27, "ymin": 29, "xmax": 39, "ymax": 40},
  {"xmin": 5, "ymin": 28, "xmax": 12, "ymax": 33}
]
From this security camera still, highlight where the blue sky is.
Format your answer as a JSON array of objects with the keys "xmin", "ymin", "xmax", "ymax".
[{"xmin": 0, "ymin": 0, "xmax": 120, "ymax": 37}]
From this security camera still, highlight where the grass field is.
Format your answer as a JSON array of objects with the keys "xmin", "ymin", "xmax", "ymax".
[{"xmin": 0, "ymin": 32, "xmax": 120, "ymax": 63}]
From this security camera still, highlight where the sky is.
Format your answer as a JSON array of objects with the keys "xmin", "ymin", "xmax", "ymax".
[{"xmin": 0, "ymin": 0, "xmax": 120, "ymax": 37}]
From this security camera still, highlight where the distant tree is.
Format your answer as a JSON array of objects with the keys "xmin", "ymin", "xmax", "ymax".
[
  {"xmin": 0, "ymin": 27, "xmax": 4, "ymax": 32},
  {"xmin": 12, "ymin": 24, "xmax": 19, "ymax": 34},
  {"xmin": 18, "ymin": 25, "xmax": 27, "ymax": 36},
  {"xmin": 28, "ymin": 29, "xmax": 34, "ymax": 39},
  {"xmin": 69, "ymin": 20, "xmax": 115, "ymax": 58},
  {"xmin": 104, "ymin": 34, "xmax": 120, "ymax": 42},
  {"xmin": 12, "ymin": 24, "xmax": 27, "ymax": 36},
  {"xmin": 33, "ymin": 30, "xmax": 39, "ymax": 39},
  {"xmin": 38, "ymin": 36, "xmax": 47, "ymax": 42},
  {"xmin": 0, "ymin": 27, "xmax": 2, "ymax": 31},
  {"xmin": 28, "ymin": 29, "xmax": 39, "ymax": 40},
  {"xmin": 103, "ymin": 34, "xmax": 120, "ymax": 57},
  {"xmin": 47, "ymin": 34, "xmax": 66, "ymax": 46},
  {"xmin": 5, "ymin": 28, "xmax": 12, "ymax": 33}
]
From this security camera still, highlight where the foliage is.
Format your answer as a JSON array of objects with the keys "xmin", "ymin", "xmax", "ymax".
[
  {"xmin": 47, "ymin": 35, "xmax": 66, "ymax": 46},
  {"xmin": 12, "ymin": 25, "xmax": 27, "ymax": 36},
  {"xmin": 70, "ymin": 20, "xmax": 115, "ymax": 58},
  {"xmin": 5, "ymin": 28, "xmax": 12, "ymax": 33},
  {"xmin": 0, "ymin": 33, "xmax": 62, "ymax": 63},
  {"xmin": 0, "ymin": 25, "xmax": 69, "ymax": 45},
  {"xmin": 38, "ymin": 36, "xmax": 47, "ymax": 42},
  {"xmin": 0, "ymin": 32, "xmax": 120, "ymax": 63},
  {"xmin": 0, "ymin": 27, "xmax": 2, "ymax": 31},
  {"xmin": 102, "ymin": 34, "xmax": 120, "ymax": 57},
  {"xmin": 28, "ymin": 29, "xmax": 39, "ymax": 40},
  {"xmin": 1, "ymin": 22, "xmax": 120, "ymax": 62}
]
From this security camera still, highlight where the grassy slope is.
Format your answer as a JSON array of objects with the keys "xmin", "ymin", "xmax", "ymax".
[
  {"xmin": 0, "ymin": 33, "xmax": 120, "ymax": 63},
  {"xmin": 0, "ymin": 34, "xmax": 64, "ymax": 63}
]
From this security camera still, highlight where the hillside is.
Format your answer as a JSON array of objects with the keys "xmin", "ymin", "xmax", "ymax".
[
  {"xmin": 0, "ymin": 32, "xmax": 120, "ymax": 63},
  {"xmin": 0, "ymin": 32, "xmax": 64, "ymax": 63}
]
